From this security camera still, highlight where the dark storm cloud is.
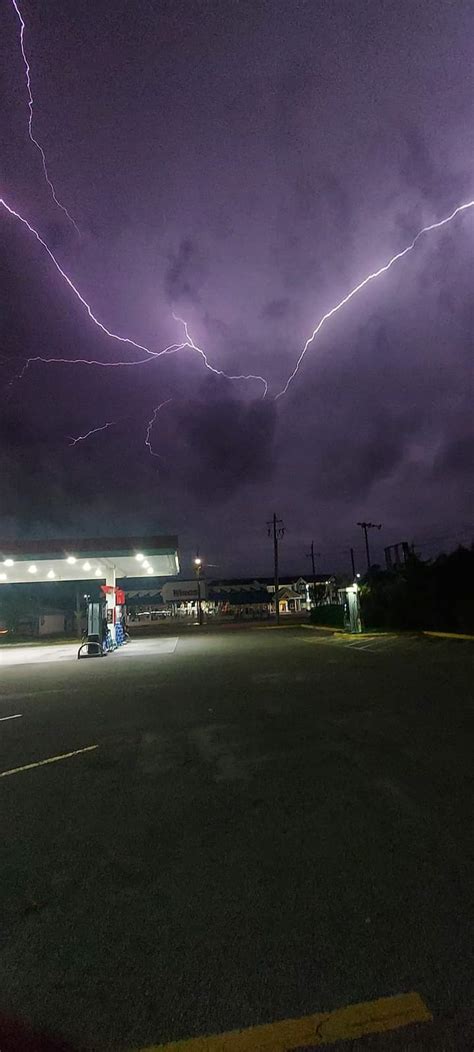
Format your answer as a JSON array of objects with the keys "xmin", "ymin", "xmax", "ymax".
[
  {"xmin": 164, "ymin": 239, "xmax": 205, "ymax": 305},
  {"xmin": 433, "ymin": 434, "xmax": 474, "ymax": 480},
  {"xmin": 308, "ymin": 411, "xmax": 416, "ymax": 503},
  {"xmin": 159, "ymin": 394, "xmax": 277, "ymax": 500},
  {"xmin": 280, "ymin": 324, "xmax": 423, "ymax": 506},
  {"xmin": 0, "ymin": 0, "xmax": 472, "ymax": 573},
  {"xmin": 261, "ymin": 298, "xmax": 290, "ymax": 321}
]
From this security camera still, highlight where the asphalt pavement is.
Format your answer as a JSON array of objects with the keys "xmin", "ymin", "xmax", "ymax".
[{"xmin": 0, "ymin": 626, "xmax": 472, "ymax": 1050}]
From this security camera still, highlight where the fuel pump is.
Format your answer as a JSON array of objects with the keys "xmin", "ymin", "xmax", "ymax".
[
  {"xmin": 77, "ymin": 597, "xmax": 110, "ymax": 658},
  {"xmin": 77, "ymin": 588, "xmax": 129, "ymax": 658}
]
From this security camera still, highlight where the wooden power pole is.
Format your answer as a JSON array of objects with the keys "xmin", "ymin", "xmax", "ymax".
[{"xmin": 267, "ymin": 514, "xmax": 285, "ymax": 623}]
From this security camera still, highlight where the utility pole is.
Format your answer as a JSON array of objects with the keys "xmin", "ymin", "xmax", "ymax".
[
  {"xmin": 356, "ymin": 522, "xmax": 382, "ymax": 571},
  {"xmin": 306, "ymin": 540, "xmax": 320, "ymax": 605},
  {"xmin": 267, "ymin": 514, "xmax": 285, "ymax": 623},
  {"xmin": 350, "ymin": 547, "xmax": 356, "ymax": 579}
]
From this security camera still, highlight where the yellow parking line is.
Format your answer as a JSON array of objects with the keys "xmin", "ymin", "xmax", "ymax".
[
  {"xmin": 137, "ymin": 991, "xmax": 431, "ymax": 1051},
  {"xmin": 0, "ymin": 744, "xmax": 98, "ymax": 779}
]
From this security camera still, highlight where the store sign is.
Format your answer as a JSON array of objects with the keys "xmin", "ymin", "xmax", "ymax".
[{"xmin": 161, "ymin": 580, "xmax": 207, "ymax": 602}]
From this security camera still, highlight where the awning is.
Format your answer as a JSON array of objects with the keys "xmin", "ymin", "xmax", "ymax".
[{"xmin": 0, "ymin": 535, "xmax": 179, "ymax": 585}]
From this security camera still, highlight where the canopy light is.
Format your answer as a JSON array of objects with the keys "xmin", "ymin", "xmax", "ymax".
[
  {"xmin": 28, "ymin": 565, "xmax": 37, "ymax": 574},
  {"xmin": 147, "ymin": 566, "xmax": 153, "ymax": 575},
  {"xmin": 47, "ymin": 570, "xmax": 56, "ymax": 579},
  {"xmin": 0, "ymin": 572, "xmax": 7, "ymax": 581},
  {"xmin": 95, "ymin": 568, "xmax": 103, "ymax": 577},
  {"xmin": 66, "ymin": 556, "xmax": 77, "ymax": 565},
  {"xmin": 135, "ymin": 553, "xmax": 144, "ymax": 562},
  {"xmin": 3, "ymin": 559, "xmax": 14, "ymax": 567},
  {"xmin": 82, "ymin": 561, "xmax": 91, "ymax": 572}
]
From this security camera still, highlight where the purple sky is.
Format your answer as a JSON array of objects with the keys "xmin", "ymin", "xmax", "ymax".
[{"xmin": 1, "ymin": 0, "xmax": 473, "ymax": 576}]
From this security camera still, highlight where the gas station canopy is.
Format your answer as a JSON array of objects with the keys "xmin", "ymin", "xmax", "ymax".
[{"xmin": 0, "ymin": 535, "xmax": 179, "ymax": 585}]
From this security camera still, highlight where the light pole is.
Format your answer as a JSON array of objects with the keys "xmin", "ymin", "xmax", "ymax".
[
  {"xmin": 356, "ymin": 522, "xmax": 382, "ymax": 571},
  {"xmin": 194, "ymin": 556, "xmax": 203, "ymax": 625}
]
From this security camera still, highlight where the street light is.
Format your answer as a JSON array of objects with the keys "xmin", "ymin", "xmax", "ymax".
[{"xmin": 194, "ymin": 555, "xmax": 203, "ymax": 624}]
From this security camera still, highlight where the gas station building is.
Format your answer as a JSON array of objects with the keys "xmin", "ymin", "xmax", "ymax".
[{"xmin": 0, "ymin": 535, "xmax": 179, "ymax": 644}]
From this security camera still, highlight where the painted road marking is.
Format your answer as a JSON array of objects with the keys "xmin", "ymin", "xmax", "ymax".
[
  {"xmin": 0, "ymin": 714, "xmax": 23, "ymax": 722},
  {"xmin": 0, "ymin": 744, "xmax": 98, "ymax": 779},
  {"xmin": 348, "ymin": 643, "xmax": 379, "ymax": 652},
  {"xmin": 137, "ymin": 992, "xmax": 432, "ymax": 1051},
  {"xmin": 301, "ymin": 635, "xmax": 397, "ymax": 654},
  {"xmin": 0, "ymin": 689, "xmax": 80, "ymax": 701}
]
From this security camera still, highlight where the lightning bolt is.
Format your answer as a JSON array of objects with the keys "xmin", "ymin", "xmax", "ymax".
[
  {"xmin": 173, "ymin": 314, "xmax": 268, "ymax": 396},
  {"xmin": 69, "ymin": 421, "xmax": 116, "ymax": 446},
  {"xmin": 0, "ymin": 195, "xmax": 157, "ymax": 356},
  {"xmin": 145, "ymin": 398, "xmax": 173, "ymax": 459},
  {"xmin": 10, "ymin": 0, "xmax": 80, "ymax": 235},
  {"xmin": 2, "ymin": 189, "xmax": 470, "ymax": 415},
  {"xmin": 0, "ymin": 196, "xmax": 268, "ymax": 392},
  {"xmin": 276, "ymin": 199, "xmax": 474, "ymax": 399}
]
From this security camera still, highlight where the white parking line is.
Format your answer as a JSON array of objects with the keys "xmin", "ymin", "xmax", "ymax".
[
  {"xmin": 0, "ymin": 713, "xmax": 23, "ymax": 722},
  {"xmin": 0, "ymin": 744, "xmax": 98, "ymax": 779},
  {"xmin": 0, "ymin": 689, "xmax": 79, "ymax": 703}
]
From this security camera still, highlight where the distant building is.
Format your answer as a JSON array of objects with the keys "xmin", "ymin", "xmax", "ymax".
[
  {"xmin": 257, "ymin": 575, "xmax": 337, "ymax": 610},
  {"xmin": 126, "ymin": 573, "xmax": 337, "ymax": 620},
  {"xmin": 0, "ymin": 607, "xmax": 73, "ymax": 638}
]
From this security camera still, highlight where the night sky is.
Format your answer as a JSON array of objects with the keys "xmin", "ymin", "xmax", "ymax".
[{"xmin": 1, "ymin": 0, "xmax": 473, "ymax": 576}]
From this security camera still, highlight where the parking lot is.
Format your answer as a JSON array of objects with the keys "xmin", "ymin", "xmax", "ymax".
[{"xmin": 0, "ymin": 627, "xmax": 472, "ymax": 1049}]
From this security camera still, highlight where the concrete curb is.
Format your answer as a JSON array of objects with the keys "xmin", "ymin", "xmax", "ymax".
[
  {"xmin": 305, "ymin": 626, "xmax": 474, "ymax": 641},
  {"xmin": 300, "ymin": 623, "xmax": 345, "ymax": 633},
  {"xmin": 423, "ymin": 630, "xmax": 474, "ymax": 642}
]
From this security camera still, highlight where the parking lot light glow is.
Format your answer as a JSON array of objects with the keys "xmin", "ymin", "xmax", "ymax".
[
  {"xmin": 4, "ymin": 559, "xmax": 14, "ymax": 567},
  {"xmin": 28, "ymin": 564, "xmax": 38, "ymax": 574},
  {"xmin": 66, "ymin": 556, "xmax": 77, "ymax": 565}
]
